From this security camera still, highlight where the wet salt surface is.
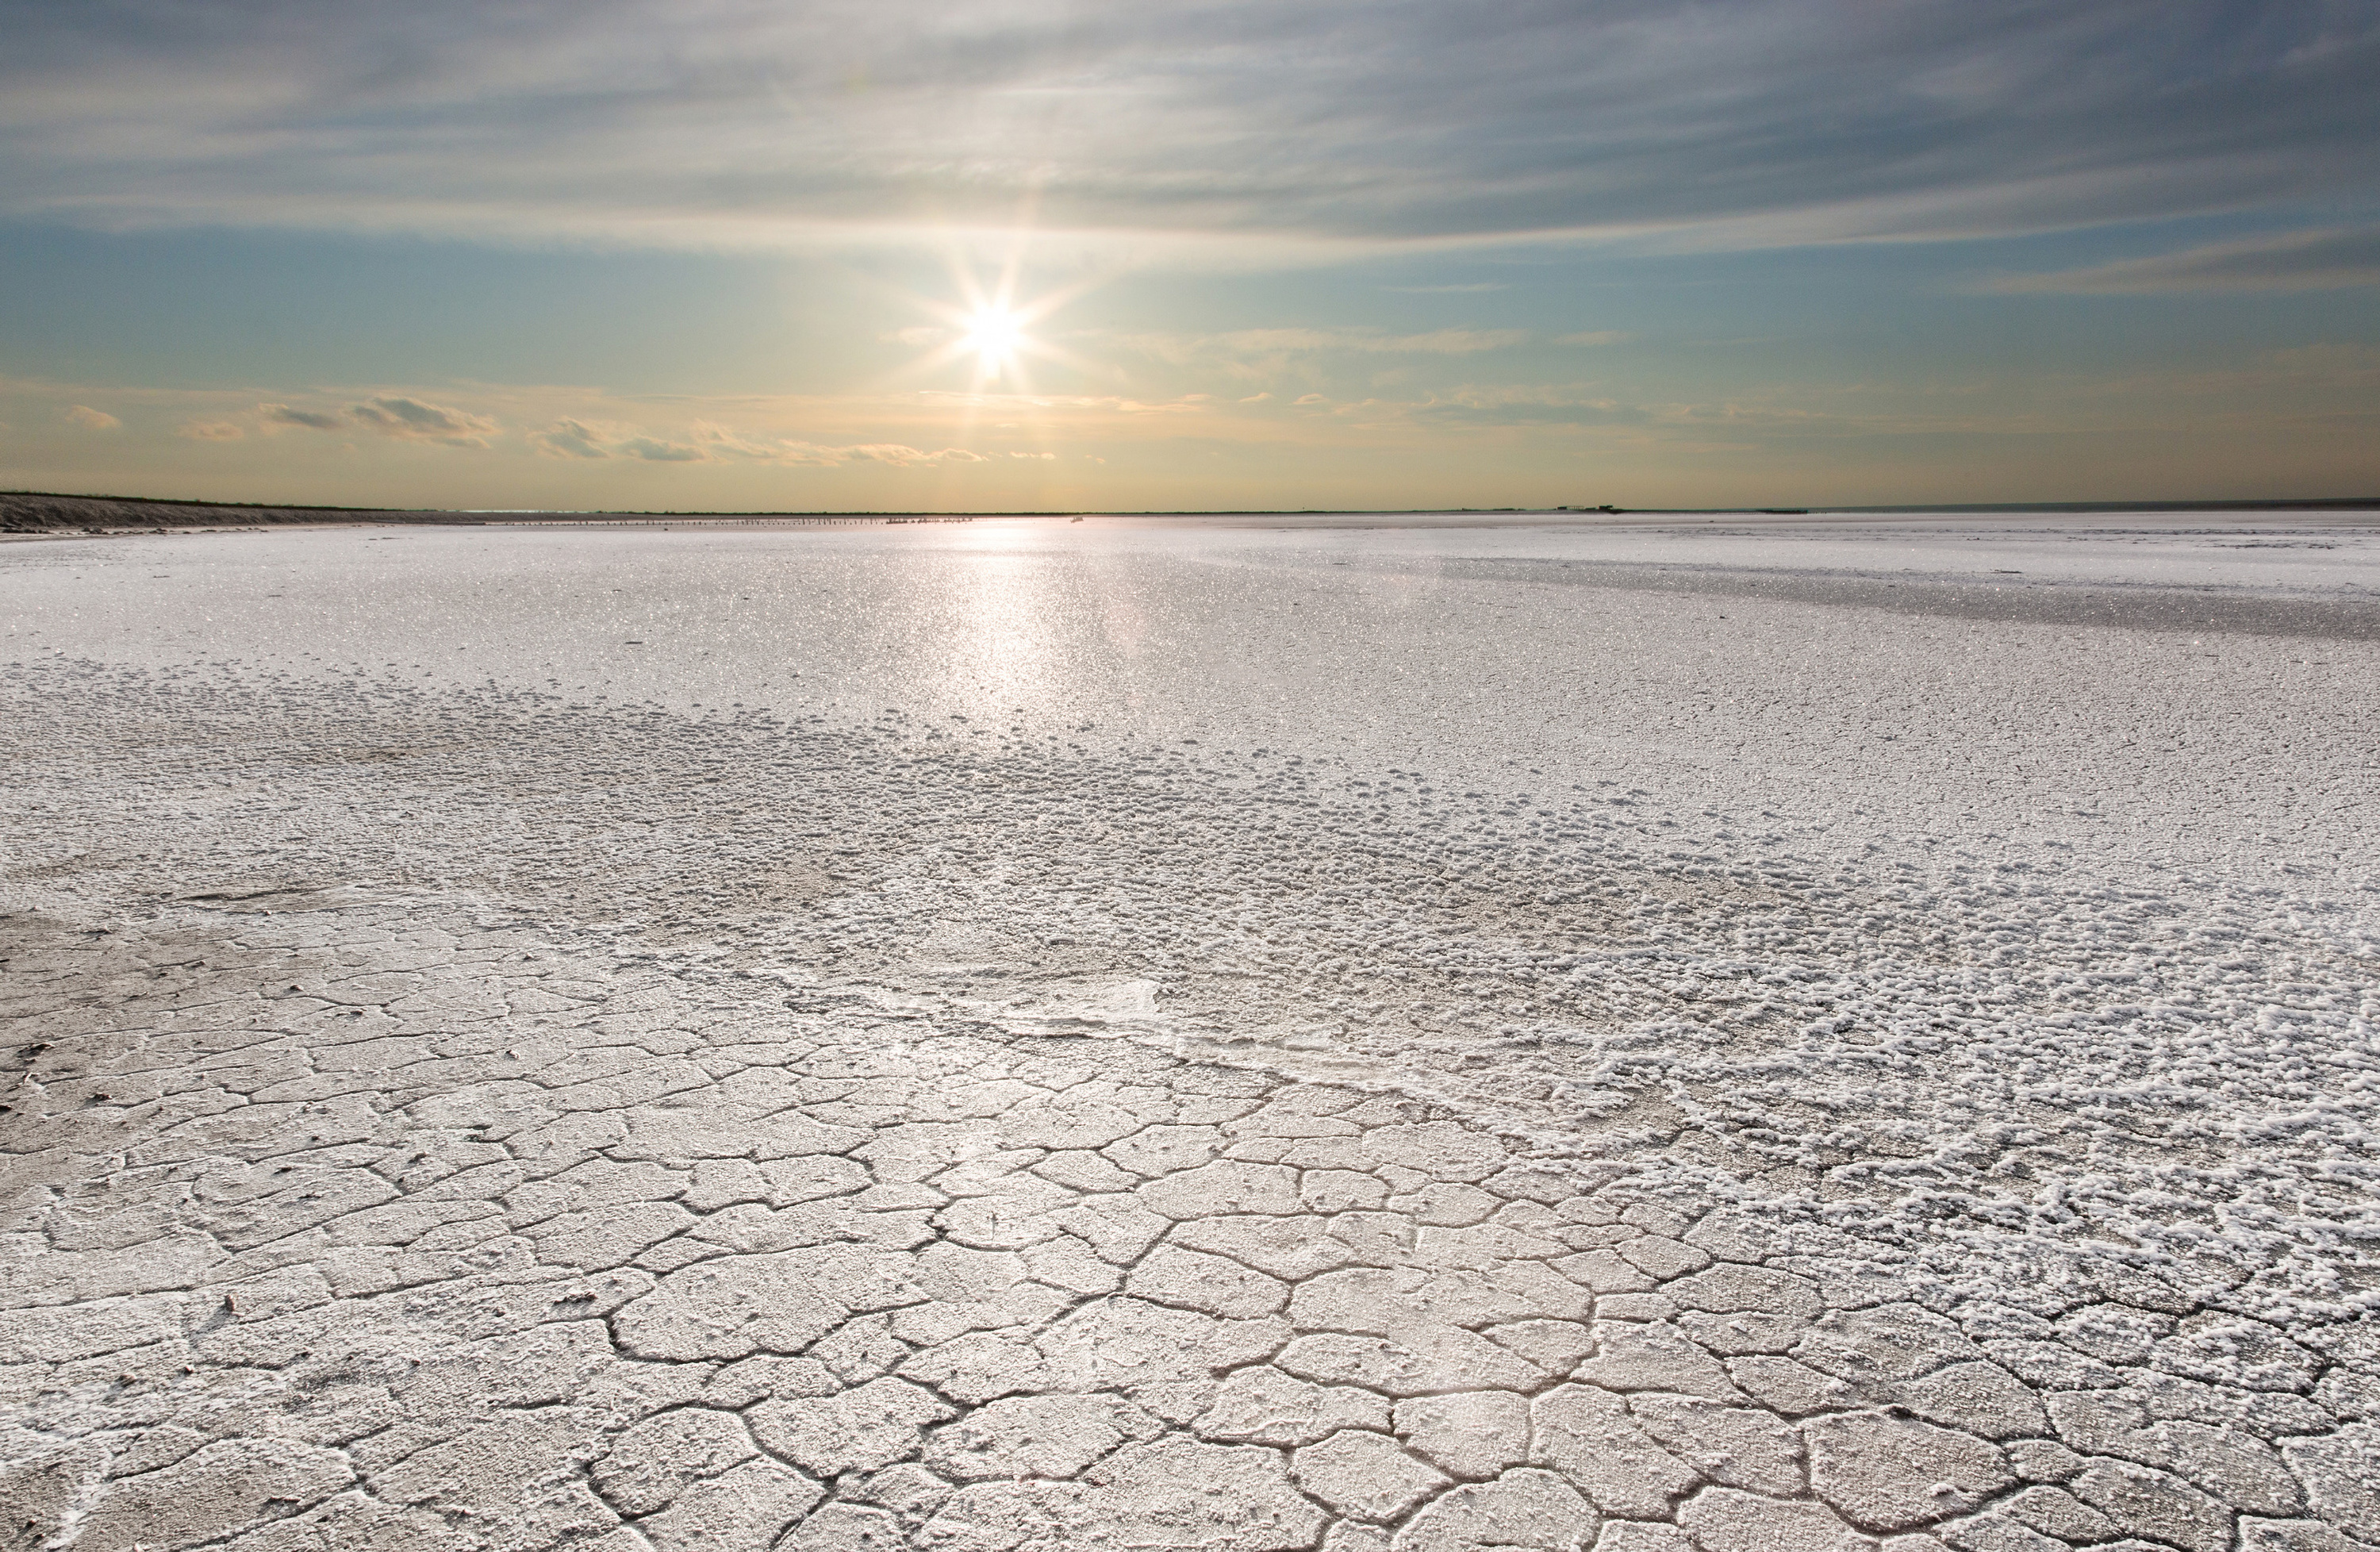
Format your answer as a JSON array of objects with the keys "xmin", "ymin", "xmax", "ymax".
[{"xmin": 2, "ymin": 513, "xmax": 2378, "ymax": 1550}]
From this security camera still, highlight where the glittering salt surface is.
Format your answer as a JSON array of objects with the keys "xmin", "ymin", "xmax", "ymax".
[{"xmin": 3, "ymin": 513, "xmax": 2377, "ymax": 1550}]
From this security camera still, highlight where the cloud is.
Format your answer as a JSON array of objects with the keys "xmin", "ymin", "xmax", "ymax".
[
  {"xmin": 1221, "ymin": 328, "xmax": 1528, "ymax": 355},
  {"xmin": 259, "ymin": 403, "xmax": 344, "ymax": 431},
  {"xmin": 532, "ymin": 419, "xmax": 611, "ymax": 459},
  {"xmin": 505, "ymin": 413, "xmax": 1009, "ymax": 467},
  {"xmin": 259, "ymin": 395, "xmax": 498, "ymax": 446},
  {"xmin": 1381, "ymin": 283, "xmax": 1508, "ymax": 294},
  {"xmin": 175, "ymin": 420, "xmax": 244, "ymax": 440},
  {"xmin": 2258, "ymin": 342, "xmax": 2380, "ymax": 377},
  {"xmin": 844, "ymin": 444, "xmax": 984, "ymax": 466},
  {"xmin": 63, "ymin": 403, "xmax": 119, "ymax": 430},
  {"xmin": 676, "ymin": 421, "xmax": 993, "ymax": 467},
  {"xmin": 1557, "ymin": 331, "xmax": 1630, "ymax": 347},
  {"xmin": 6, "ymin": 2, "xmax": 2367, "ymax": 253},
  {"xmin": 344, "ymin": 396, "xmax": 498, "ymax": 446},
  {"xmin": 1406, "ymin": 386, "xmax": 1652, "ymax": 428},
  {"xmin": 618, "ymin": 436, "xmax": 703, "ymax": 462},
  {"xmin": 1994, "ymin": 226, "xmax": 2380, "ymax": 294},
  {"xmin": 689, "ymin": 421, "xmax": 777, "ymax": 459},
  {"xmin": 1119, "ymin": 327, "xmax": 1529, "ymax": 367}
]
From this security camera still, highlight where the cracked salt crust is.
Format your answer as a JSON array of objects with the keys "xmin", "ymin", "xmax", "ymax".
[{"xmin": 2, "ymin": 516, "xmax": 2378, "ymax": 1550}]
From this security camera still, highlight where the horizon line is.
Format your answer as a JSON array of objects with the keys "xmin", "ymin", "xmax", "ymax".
[{"xmin": 9, "ymin": 488, "xmax": 2380, "ymax": 524}]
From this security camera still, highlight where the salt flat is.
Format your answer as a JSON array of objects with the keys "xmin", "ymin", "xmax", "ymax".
[{"xmin": 2, "ymin": 513, "xmax": 2376, "ymax": 1551}]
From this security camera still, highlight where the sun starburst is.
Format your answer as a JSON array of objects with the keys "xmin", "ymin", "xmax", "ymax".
[
  {"xmin": 896, "ymin": 234, "xmax": 1100, "ymax": 395},
  {"xmin": 958, "ymin": 305, "xmax": 1029, "ymax": 374}
]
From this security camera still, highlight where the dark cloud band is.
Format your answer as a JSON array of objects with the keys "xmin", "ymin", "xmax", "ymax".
[{"xmin": 1, "ymin": 1, "xmax": 2373, "ymax": 250}]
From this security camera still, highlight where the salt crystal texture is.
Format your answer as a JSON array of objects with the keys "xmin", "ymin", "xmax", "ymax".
[{"xmin": 2, "ymin": 511, "xmax": 2376, "ymax": 1548}]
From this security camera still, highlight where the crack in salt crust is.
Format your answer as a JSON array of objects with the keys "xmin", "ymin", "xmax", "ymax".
[{"xmin": 4, "ymin": 541, "xmax": 2378, "ymax": 1551}]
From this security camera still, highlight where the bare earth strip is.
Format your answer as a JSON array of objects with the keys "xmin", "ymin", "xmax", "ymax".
[{"xmin": 4, "ymin": 520, "xmax": 2379, "ymax": 1551}]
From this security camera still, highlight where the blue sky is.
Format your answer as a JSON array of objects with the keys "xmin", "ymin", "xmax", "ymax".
[{"xmin": 2, "ymin": 0, "xmax": 2375, "ymax": 509}]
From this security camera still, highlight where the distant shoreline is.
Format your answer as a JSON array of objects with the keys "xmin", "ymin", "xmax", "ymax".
[{"xmin": 6, "ymin": 486, "xmax": 2378, "ymax": 535}]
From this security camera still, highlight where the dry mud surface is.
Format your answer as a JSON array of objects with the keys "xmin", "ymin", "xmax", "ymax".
[{"xmin": 4, "ymin": 516, "xmax": 2378, "ymax": 1551}]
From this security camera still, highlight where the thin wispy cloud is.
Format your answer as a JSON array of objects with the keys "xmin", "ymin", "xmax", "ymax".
[
  {"xmin": 347, "ymin": 397, "xmax": 497, "ymax": 446},
  {"xmin": 260, "ymin": 405, "xmax": 344, "ymax": 432},
  {"xmin": 265, "ymin": 396, "xmax": 497, "ymax": 446},
  {"xmin": 616, "ymin": 436, "xmax": 702, "ymax": 463},
  {"xmin": 1408, "ymin": 386, "xmax": 1651, "ymax": 428},
  {"xmin": 63, "ymin": 404, "xmax": 119, "ymax": 430},
  {"xmin": 1116, "ymin": 327, "xmax": 1530, "ymax": 365},
  {"xmin": 2, "ymin": 2, "xmax": 2370, "ymax": 255},
  {"xmin": 1234, "ymin": 328, "xmax": 1530, "ymax": 355},
  {"xmin": 1994, "ymin": 226, "xmax": 2380, "ymax": 294},
  {"xmin": 531, "ymin": 419, "xmax": 614, "ymax": 459},
  {"xmin": 524, "ymin": 418, "xmax": 996, "ymax": 468}
]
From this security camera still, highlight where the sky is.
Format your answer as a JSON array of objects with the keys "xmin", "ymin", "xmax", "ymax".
[{"xmin": 2, "ymin": 0, "xmax": 2376, "ymax": 512}]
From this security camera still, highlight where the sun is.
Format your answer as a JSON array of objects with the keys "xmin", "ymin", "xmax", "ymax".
[
  {"xmin": 891, "ymin": 243, "xmax": 1101, "ymax": 393},
  {"xmin": 959, "ymin": 305, "xmax": 1029, "ymax": 370}
]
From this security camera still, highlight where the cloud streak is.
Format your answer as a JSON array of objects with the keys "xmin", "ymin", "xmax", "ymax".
[
  {"xmin": 261, "ymin": 405, "xmax": 343, "ymax": 432},
  {"xmin": 1116, "ymin": 327, "xmax": 1530, "ymax": 367},
  {"xmin": 263, "ymin": 396, "xmax": 498, "ymax": 446},
  {"xmin": 531, "ymin": 418, "xmax": 612, "ymax": 459},
  {"xmin": 1995, "ymin": 226, "xmax": 2380, "ymax": 294},
  {"xmin": 527, "ymin": 417, "xmax": 992, "ymax": 468},
  {"xmin": 345, "ymin": 396, "xmax": 498, "ymax": 445},
  {"xmin": 1407, "ymin": 386, "xmax": 1652, "ymax": 428},
  {"xmin": 2, "ymin": 2, "xmax": 2371, "ymax": 254}
]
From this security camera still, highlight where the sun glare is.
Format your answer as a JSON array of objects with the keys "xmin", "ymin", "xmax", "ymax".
[
  {"xmin": 891, "ymin": 233, "xmax": 1102, "ymax": 395},
  {"xmin": 960, "ymin": 306, "xmax": 1028, "ymax": 369}
]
